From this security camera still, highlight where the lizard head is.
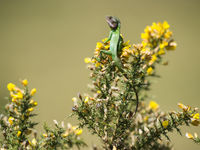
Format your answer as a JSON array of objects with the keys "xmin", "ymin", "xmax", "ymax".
[{"xmin": 106, "ymin": 16, "xmax": 120, "ymax": 30}]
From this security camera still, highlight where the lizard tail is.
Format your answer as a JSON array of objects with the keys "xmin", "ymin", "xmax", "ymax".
[
  {"xmin": 128, "ymin": 86, "xmax": 139, "ymax": 119},
  {"xmin": 114, "ymin": 57, "xmax": 123, "ymax": 69}
]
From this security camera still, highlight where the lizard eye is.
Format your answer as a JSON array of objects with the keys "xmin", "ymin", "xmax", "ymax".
[{"xmin": 111, "ymin": 21, "xmax": 118, "ymax": 28}]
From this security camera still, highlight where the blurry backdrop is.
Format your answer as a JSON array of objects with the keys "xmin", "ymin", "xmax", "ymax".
[{"xmin": 0, "ymin": 0, "xmax": 199, "ymax": 149}]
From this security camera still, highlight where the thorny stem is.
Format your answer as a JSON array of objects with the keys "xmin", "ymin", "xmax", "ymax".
[{"xmin": 132, "ymin": 85, "xmax": 139, "ymax": 117}]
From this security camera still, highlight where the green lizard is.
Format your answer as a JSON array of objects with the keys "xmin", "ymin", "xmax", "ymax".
[
  {"xmin": 99, "ymin": 16, "xmax": 123, "ymax": 69},
  {"xmin": 98, "ymin": 16, "xmax": 139, "ymax": 116}
]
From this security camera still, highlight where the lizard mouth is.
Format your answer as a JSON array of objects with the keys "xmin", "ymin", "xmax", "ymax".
[{"xmin": 106, "ymin": 16, "xmax": 118, "ymax": 30}]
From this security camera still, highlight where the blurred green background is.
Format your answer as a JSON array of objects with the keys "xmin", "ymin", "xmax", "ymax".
[{"xmin": 0, "ymin": 0, "xmax": 199, "ymax": 149}]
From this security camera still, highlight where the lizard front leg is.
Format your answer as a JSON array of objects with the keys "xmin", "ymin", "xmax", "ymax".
[
  {"xmin": 95, "ymin": 50, "xmax": 112, "ymax": 63},
  {"xmin": 100, "ymin": 50, "xmax": 112, "ymax": 56},
  {"xmin": 103, "ymin": 31, "xmax": 113, "ymax": 43}
]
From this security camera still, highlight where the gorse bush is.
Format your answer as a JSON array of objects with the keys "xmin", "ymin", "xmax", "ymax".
[
  {"xmin": 0, "ymin": 17, "xmax": 199, "ymax": 150},
  {"xmin": 0, "ymin": 81, "xmax": 86, "ymax": 150}
]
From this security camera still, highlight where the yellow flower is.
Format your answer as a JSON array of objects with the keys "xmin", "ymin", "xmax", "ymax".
[
  {"xmin": 123, "ymin": 40, "xmax": 130, "ymax": 46},
  {"xmin": 62, "ymin": 131, "xmax": 69, "ymax": 137},
  {"xmin": 192, "ymin": 113, "xmax": 199, "ymax": 120},
  {"xmin": 14, "ymin": 108, "xmax": 19, "ymax": 115},
  {"xmin": 152, "ymin": 22, "xmax": 163, "ymax": 36},
  {"xmin": 152, "ymin": 54, "xmax": 157, "ymax": 61},
  {"xmin": 149, "ymin": 54, "xmax": 157, "ymax": 65},
  {"xmin": 12, "ymin": 98, "xmax": 17, "ymax": 103},
  {"xmin": 28, "ymin": 108, "xmax": 34, "ymax": 112},
  {"xmin": 149, "ymin": 100, "xmax": 159, "ymax": 111},
  {"xmin": 141, "ymin": 47, "xmax": 150, "ymax": 55},
  {"xmin": 122, "ymin": 46, "xmax": 131, "ymax": 53},
  {"xmin": 194, "ymin": 133, "xmax": 198, "ymax": 138},
  {"xmin": 96, "ymin": 42, "xmax": 103, "ymax": 50},
  {"xmin": 29, "ymin": 99, "xmax": 34, "ymax": 105},
  {"xmin": 159, "ymin": 41, "xmax": 168, "ymax": 49},
  {"xmin": 42, "ymin": 133, "xmax": 48, "ymax": 137},
  {"xmin": 31, "ymin": 138, "xmax": 37, "ymax": 147},
  {"xmin": 95, "ymin": 62, "xmax": 101, "ymax": 67},
  {"xmin": 17, "ymin": 131, "xmax": 21, "ymax": 137},
  {"xmin": 8, "ymin": 117, "xmax": 14, "ymax": 125},
  {"xmin": 30, "ymin": 88, "xmax": 37, "ymax": 96},
  {"xmin": 191, "ymin": 113, "xmax": 200, "ymax": 126},
  {"xmin": 162, "ymin": 120, "xmax": 169, "ymax": 128},
  {"xmin": 72, "ymin": 97, "xmax": 77, "ymax": 102},
  {"xmin": 29, "ymin": 100, "xmax": 37, "ymax": 106},
  {"xmin": 89, "ymin": 97, "xmax": 95, "ymax": 101},
  {"xmin": 166, "ymin": 42, "xmax": 177, "ymax": 51},
  {"xmin": 121, "ymin": 51, "xmax": 129, "ymax": 58},
  {"xmin": 97, "ymin": 90, "xmax": 101, "ymax": 94},
  {"xmin": 22, "ymin": 79, "xmax": 28, "ymax": 86},
  {"xmin": 164, "ymin": 31, "xmax": 172, "ymax": 39},
  {"xmin": 84, "ymin": 96, "xmax": 89, "ymax": 104},
  {"xmin": 16, "ymin": 92, "xmax": 23, "ymax": 99},
  {"xmin": 185, "ymin": 132, "xmax": 194, "ymax": 139},
  {"xmin": 7, "ymin": 83, "xmax": 16, "ymax": 91},
  {"xmin": 33, "ymin": 102, "xmax": 38, "ymax": 106},
  {"xmin": 144, "ymin": 116, "xmax": 149, "ymax": 122},
  {"xmin": 84, "ymin": 57, "xmax": 91, "ymax": 64},
  {"xmin": 142, "ymin": 41, "xmax": 147, "ymax": 48},
  {"xmin": 163, "ymin": 21, "xmax": 170, "ymax": 29},
  {"xmin": 75, "ymin": 129, "xmax": 83, "ymax": 135},
  {"xmin": 71, "ymin": 125, "xmax": 77, "ymax": 130},
  {"xmin": 11, "ymin": 94, "xmax": 18, "ymax": 100},
  {"xmin": 178, "ymin": 103, "xmax": 186, "ymax": 109},
  {"xmin": 151, "ymin": 22, "xmax": 157, "ymax": 30},
  {"xmin": 158, "ymin": 49, "xmax": 165, "ymax": 55},
  {"xmin": 91, "ymin": 59, "xmax": 96, "ymax": 63},
  {"xmin": 147, "ymin": 67, "xmax": 153, "ymax": 75},
  {"xmin": 160, "ymin": 44, "xmax": 165, "ymax": 49},
  {"xmin": 102, "ymin": 38, "xmax": 108, "ymax": 43},
  {"xmin": 141, "ymin": 32, "xmax": 149, "ymax": 40},
  {"xmin": 104, "ymin": 45, "xmax": 110, "ymax": 50},
  {"xmin": 142, "ymin": 21, "xmax": 172, "ymax": 41},
  {"xmin": 177, "ymin": 103, "xmax": 190, "ymax": 111},
  {"xmin": 144, "ymin": 26, "xmax": 151, "ymax": 33}
]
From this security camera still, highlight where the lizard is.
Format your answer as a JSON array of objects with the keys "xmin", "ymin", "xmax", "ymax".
[
  {"xmin": 98, "ymin": 16, "xmax": 123, "ymax": 69},
  {"xmin": 98, "ymin": 16, "xmax": 139, "ymax": 116}
]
